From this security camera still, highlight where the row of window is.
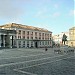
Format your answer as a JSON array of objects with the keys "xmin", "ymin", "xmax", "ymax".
[
  {"xmin": 18, "ymin": 41, "xmax": 52, "ymax": 46},
  {"xmin": 18, "ymin": 30, "xmax": 52, "ymax": 37},
  {"xmin": 17, "ymin": 36, "xmax": 52, "ymax": 40},
  {"xmin": 17, "ymin": 36, "xmax": 51, "ymax": 39}
]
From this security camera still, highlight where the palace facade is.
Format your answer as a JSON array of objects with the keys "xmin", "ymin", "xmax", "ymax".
[{"xmin": 0, "ymin": 23, "xmax": 52, "ymax": 48}]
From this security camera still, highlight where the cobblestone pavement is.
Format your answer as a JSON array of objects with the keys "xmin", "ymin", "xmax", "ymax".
[{"xmin": 0, "ymin": 48, "xmax": 75, "ymax": 75}]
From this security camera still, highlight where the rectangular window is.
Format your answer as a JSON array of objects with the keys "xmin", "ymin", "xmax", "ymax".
[
  {"xmin": 31, "ymin": 37, "xmax": 33, "ymax": 39},
  {"xmin": 31, "ymin": 41, "xmax": 33, "ymax": 47},
  {"xmin": 39, "ymin": 37, "xmax": 41, "ymax": 39},
  {"xmin": 18, "ymin": 41, "xmax": 21, "ymax": 48},
  {"xmin": 42, "ymin": 37, "xmax": 44, "ymax": 40},
  {"xmin": 27, "ymin": 37, "xmax": 29, "ymax": 39},
  {"xmin": 39, "ymin": 33, "xmax": 41, "ymax": 36},
  {"xmin": 50, "ymin": 34, "xmax": 52, "ymax": 37},
  {"xmin": 42, "ymin": 33, "xmax": 44, "ymax": 36},
  {"xmin": 27, "ymin": 41, "xmax": 29, "ymax": 47},
  {"xmin": 23, "ymin": 31, "xmax": 25, "ymax": 35},
  {"xmin": 27, "ymin": 31, "xmax": 29, "ymax": 35},
  {"xmin": 19, "ymin": 30, "xmax": 21, "ymax": 34},
  {"xmin": 45, "ymin": 41, "xmax": 47, "ymax": 45},
  {"xmin": 42, "ymin": 41, "xmax": 44, "ymax": 45},
  {"xmin": 31, "ymin": 32, "xmax": 33, "ymax": 35},
  {"xmin": 23, "ymin": 41, "xmax": 25, "ymax": 45},
  {"xmin": 35, "ymin": 32, "xmax": 37, "ymax": 35},
  {"xmin": 23, "ymin": 36, "xmax": 25, "ymax": 39},
  {"xmin": 40, "ymin": 42, "xmax": 41, "ymax": 45},
  {"xmin": 18, "ymin": 41, "xmax": 21, "ymax": 45},
  {"xmin": 35, "ymin": 37, "xmax": 37, "ymax": 39},
  {"xmin": 18, "ymin": 36, "xmax": 19, "ymax": 39},
  {"xmin": 48, "ymin": 41, "xmax": 49, "ymax": 45}
]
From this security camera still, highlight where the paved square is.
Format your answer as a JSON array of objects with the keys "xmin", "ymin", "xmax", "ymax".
[{"xmin": 0, "ymin": 48, "xmax": 75, "ymax": 75}]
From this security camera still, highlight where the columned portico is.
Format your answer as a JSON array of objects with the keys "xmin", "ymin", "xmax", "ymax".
[
  {"xmin": 0, "ymin": 35, "xmax": 14, "ymax": 48},
  {"xmin": 0, "ymin": 29, "xmax": 16, "ymax": 48}
]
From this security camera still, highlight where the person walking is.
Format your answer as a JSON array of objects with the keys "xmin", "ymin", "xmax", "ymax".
[{"xmin": 45, "ymin": 46, "xmax": 48, "ymax": 51}]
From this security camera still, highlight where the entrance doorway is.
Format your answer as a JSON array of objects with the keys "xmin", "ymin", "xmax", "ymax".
[{"xmin": 35, "ymin": 42, "xmax": 38, "ymax": 48}]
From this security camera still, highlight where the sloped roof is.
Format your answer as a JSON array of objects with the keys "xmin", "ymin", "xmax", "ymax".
[{"xmin": 0, "ymin": 23, "xmax": 52, "ymax": 32}]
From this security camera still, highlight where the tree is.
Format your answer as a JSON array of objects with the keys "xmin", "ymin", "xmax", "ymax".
[{"xmin": 62, "ymin": 34, "xmax": 67, "ymax": 45}]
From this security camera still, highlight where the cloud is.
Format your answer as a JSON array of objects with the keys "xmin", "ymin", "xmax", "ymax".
[
  {"xmin": 35, "ymin": 11, "xmax": 43, "ymax": 17},
  {"xmin": 35, "ymin": 8, "xmax": 48, "ymax": 18},
  {"xmin": 74, "ymin": 10, "xmax": 75, "ymax": 15},
  {"xmin": 69, "ymin": 10, "xmax": 75, "ymax": 16},
  {"xmin": 0, "ymin": 0, "xmax": 24, "ymax": 20},
  {"xmin": 15, "ymin": 0, "xmax": 32, "ymax": 4},
  {"xmin": 52, "ymin": 12, "xmax": 60, "ymax": 17},
  {"xmin": 54, "ymin": 4, "xmax": 59, "ymax": 9}
]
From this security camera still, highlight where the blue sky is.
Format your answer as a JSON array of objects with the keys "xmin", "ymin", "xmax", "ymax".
[{"xmin": 0, "ymin": 0, "xmax": 74, "ymax": 34}]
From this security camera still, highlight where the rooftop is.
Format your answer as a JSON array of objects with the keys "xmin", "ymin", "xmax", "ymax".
[{"xmin": 0, "ymin": 23, "xmax": 52, "ymax": 32}]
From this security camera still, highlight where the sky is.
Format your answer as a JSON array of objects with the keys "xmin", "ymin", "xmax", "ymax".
[{"xmin": 0, "ymin": 0, "xmax": 74, "ymax": 34}]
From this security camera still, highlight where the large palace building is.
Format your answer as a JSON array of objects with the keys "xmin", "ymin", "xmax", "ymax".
[{"xmin": 0, "ymin": 23, "xmax": 52, "ymax": 48}]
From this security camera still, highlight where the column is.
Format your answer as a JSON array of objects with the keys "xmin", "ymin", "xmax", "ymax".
[
  {"xmin": 3, "ymin": 35, "xmax": 5, "ymax": 47},
  {"xmin": 37, "ymin": 32, "xmax": 39, "ymax": 40},
  {"xmin": 11, "ymin": 36, "xmax": 13, "ymax": 48},
  {"xmin": 5, "ymin": 35, "xmax": 10, "ymax": 48},
  {"xmin": 0, "ymin": 35, "xmax": 1, "ymax": 47},
  {"xmin": 25, "ymin": 31, "xmax": 27, "ymax": 39},
  {"xmin": 33, "ymin": 32, "xmax": 35, "ymax": 39},
  {"xmin": 1, "ymin": 35, "xmax": 3, "ymax": 47}
]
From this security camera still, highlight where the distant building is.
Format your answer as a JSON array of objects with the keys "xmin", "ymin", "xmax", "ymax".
[
  {"xmin": 52, "ymin": 35, "xmax": 60, "ymax": 44},
  {"xmin": 53, "ymin": 32, "xmax": 69, "ymax": 45},
  {"xmin": 68, "ymin": 27, "xmax": 75, "ymax": 47},
  {"xmin": 0, "ymin": 23, "xmax": 52, "ymax": 48}
]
